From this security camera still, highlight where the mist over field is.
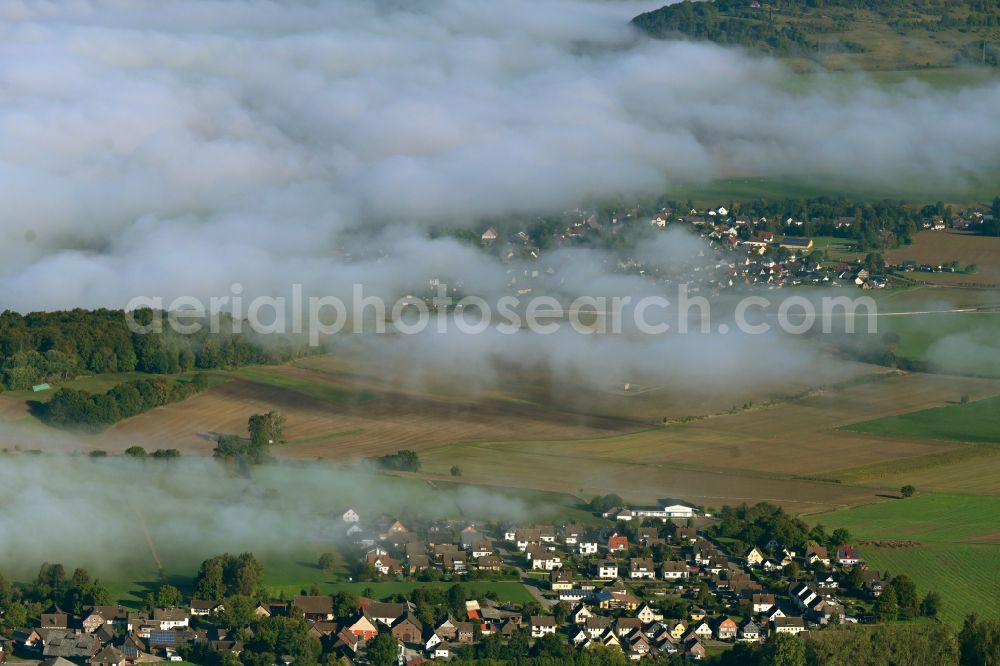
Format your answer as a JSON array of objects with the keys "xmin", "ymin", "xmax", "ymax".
[
  {"xmin": 0, "ymin": 0, "xmax": 998, "ymax": 312},
  {"xmin": 0, "ymin": 453, "xmax": 534, "ymax": 577}
]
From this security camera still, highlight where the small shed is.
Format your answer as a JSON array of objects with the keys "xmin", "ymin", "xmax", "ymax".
[{"xmin": 32, "ymin": 383, "xmax": 51, "ymax": 392}]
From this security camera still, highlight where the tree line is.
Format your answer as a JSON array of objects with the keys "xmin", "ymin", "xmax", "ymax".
[
  {"xmin": 373, "ymin": 449, "xmax": 421, "ymax": 472},
  {"xmin": 213, "ymin": 412, "xmax": 287, "ymax": 467},
  {"xmin": 0, "ymin": 564, "xmax": 111, "ymax": 631},
  {"xmin": 0, "ymin": 309, "xmax": 309, "ymax": 392},
  {"xmin": 35, "ymin": 374, "xmax": 213, "ymax": 431}
]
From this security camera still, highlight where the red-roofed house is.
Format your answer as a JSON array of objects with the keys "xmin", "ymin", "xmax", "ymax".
[{"xmin": 836, "ymin": 546, "xmax": 862, "ymax": 566}]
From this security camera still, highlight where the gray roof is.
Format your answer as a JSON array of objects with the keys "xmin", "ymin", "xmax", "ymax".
[{"xmin": 41, "ymin": 631, "xmax": 102, "ymax": 658}]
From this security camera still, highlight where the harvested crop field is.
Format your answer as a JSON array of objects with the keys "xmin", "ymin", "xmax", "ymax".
[
  {"xmin": 885, "ymin": 230, "xmax": 1000, "ymax": 287},
  {"xmin": 106, "ymin": 370, "xmax": 639, "ymax": 457},
  {"xmin": 424, "ymin": 372, "xmax": 1000, "ymax": 478},
  {"xmin": 413, "ymin": 442, "xmax": 884, "ymax": 514},
  {"xmin": 0, "ymin": 395, "xmax": 28, "ymax": 420},
  {"xmin": 290, "ymin": 351, "xmax": 861, "ymax": 424},
  {"xmin": 405, "ymin": 370, "xmax": 1000, "ymax": 513},
  {"xmin": 852, "ymin": 449, "xmax": 1000, "ymax": 496}
]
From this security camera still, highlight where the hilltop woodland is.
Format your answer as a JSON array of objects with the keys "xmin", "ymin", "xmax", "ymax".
[
  {"xmin": 0, "ymin": 309, "xmax": 312, "ymax": 429},
  {"xmin": 632, "ymin": 0, "xmax": 1000, "ymax": 65}
]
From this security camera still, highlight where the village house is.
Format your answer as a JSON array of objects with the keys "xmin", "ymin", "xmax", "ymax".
[
  {"xmin": 578, "ymin": 535, "xmax": 600, "ymax": 555},
  {"xmin": 515, "ymin": 529, "xmax": 542, "ymax": 551},
  {"xmin": 689, "ymin": 621, "xmax": 713, "ymax": 641},
  {"xmin": 189, "ymin": 600, "xmax": 223, "ymax": 617},
  {"xmin": 477, "ymin": 555, "xmax": 502, "ymax": 571},
  {"xmin": 806, "ymin": 545, "xmax": 830, "ymax": 566},
  {"xmin": 529, "ymin": 616, "xmax": 557, "ymax": 638},
  {"xmin": 715, "ymin": 617, "xmax": 738, "ymax": 641},
  {"xmin": 765, "ymin": 606, "xmax": 787, "ymax": 623},
  {"xmin": 739, "ymin": 620, "xmax": 762, "ymax": 642},
  {"xmin": 608, "ymin": 534, "xmax": 629, "ymax": 552},
  {"xmin": 637, "ymin": 527, "xmax": 664, "ymax": 546},
  {"xmin": 367, "ymin": 548, "xmax": 403, "ymax": 575},
  {"xmin": 789, "ymin": 582, "xmax": 824, "ymax": 614},
  {"xmin": 442, "ymin": 551, "xmax": 468, "ymax": 573},
  {"xmin": 836, "ymin": 546, "xmax": 863, "ymax": 566},
  {"xmin": 455, "ymin": 622, "xmax": 475, "ymax": 644},
  {"xmin": 585, "ymin": 616, "xmax": 612, "ymax": 639},
  {"xmin": 752, "ymin": 593, "xmax": 776, "ymax": 613},
  {"xmin": 13, "ymin": 628, "xmax": 42, "ymax": 650},
  {"xmin": 362, "ymin": 600, "xmax": 409, "ymax": 626},
  {"xmin": 593, "ymin": 561, "xmax": 619, "ymax": 580},
  {"xmin": 468, "ymin": 539, "xmax": 494, "ymax": 559},
  {"xmin": 526, "ymin": 545, "xmax": 562, "ymax": 571},
  {"xmin": 390, "ymin": 613, "xmax": 424, "ymax": 644},
  {"xmin": 637, "ymin": 604, "xmax": 663, "ymax": 624},
  {"xmin": 293, "ymin": 596, "xmax": 334, "ymax": 622},
  {"xmin": 660, "ymin": 560, "xmax": 690, "ymax": 580},
  {"xmin": 629, "ymin": 558, "xmax": 656, "ymax": 580},
  {"xmin": 152, "ymin": 608, "xmax": 190, "ymax": 630},
  {"xmin": 41, "ymin": 630, "xmax": 102, "ymax": 661},
  {"xmin": 686, "ymin": 639, "xmax": 706, "ymax": 660},
  {"xmin": 814, "ymin": 572, "xmax": 838, "ymax": 590},
  {"xmin": 561, "ymin": 526, "xmax": 581, "ymax": 546},
  {"xmin": 773, "ymin": 617, "xmax": 807, "ymax": 635},
  {"xmin": 572, "ymin": 605, "xmax": 593, "ymax": 625},
  {"xmin": 345, "ymin": 613, "xmax": 378, "ymax": 641},
  {"xmin": 547, "ymin": 570, "xmax": 573, "ymax": 590},
  {"xmin": 596, "ymin": 590, "xmax": 640, "ymax": 612},
  {"xmin": 89, "ymin": 645, "xmax": 126, "ymax": 666},
  {"xmin": 863, "ymin": 572, "xmax": 886, "ymax": 599},
  {"xmin": 667, "ymin": 620, "xmax": 687, "ymax": 641},
  {"xmin": 40, "ymin": 611, "xmax": 69, "ymax": 630}
]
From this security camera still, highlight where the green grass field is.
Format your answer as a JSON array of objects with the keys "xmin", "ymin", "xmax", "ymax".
[
  {"xmin": 842, "ymin": 394, "xmax": 1000, "ymax": 443},
  {"xmin": 814, "ymin": 493, "xmax": 999, "ymax": 542},
  {"xmin": 814, "ymin": 493, "xmax": 1000, "ymax": 624},
  {"xmin": 230, "ymin": 367, "xmax": 377, "ymax": 404},
  {"xmin": 6, "ymin": 371, "xmax": 231, "ymax": 403},
  {"xmin": 883, "ymin": 313, "xmax": 1000, "ymax": 376},
  {"xmin": 847, "ymin": 543, "xmax": 999, "ymax": 625},
  {"xmin": 264, "ymin": 580, "xmax": 534, "ymax": 605}
]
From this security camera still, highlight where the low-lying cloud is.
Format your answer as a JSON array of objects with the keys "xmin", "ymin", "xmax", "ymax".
[
  {"xmin": 0, "ymin": 0, "xmax": 998, "ymax": 310},
  {"xmin": 0, "ymin": 453, "xmax": 535, "ymax": 578}
]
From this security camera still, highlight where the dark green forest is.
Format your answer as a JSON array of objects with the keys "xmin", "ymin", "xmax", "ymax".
[
  {"xmin": 37, "ymin": 374, "xmax": 211, "ymax": 432},
  {"xmin": 0, "ymin": 309, "xmax": 305, "ymax": 392}
]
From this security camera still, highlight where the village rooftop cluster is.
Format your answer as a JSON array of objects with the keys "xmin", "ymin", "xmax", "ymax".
[{"xmin": 0, "ymin": 494, "xmax": 903, "ymax": 666}]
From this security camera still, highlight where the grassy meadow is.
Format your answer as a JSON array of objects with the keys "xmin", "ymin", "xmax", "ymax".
[
  {"xmin": 842, "ymin": 394, "xmax": 1000, "ymax": 443},
  {"xmin": 814, "ymin": 493, "xmax": 1000, "ymax": 625},
  {"xmin": 5, "ymin": 371, "xmax": 231, "ymax": 404},
  {"xmin": 266, "ymin": 581, "xmax": 534, "ymax": 605}
]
